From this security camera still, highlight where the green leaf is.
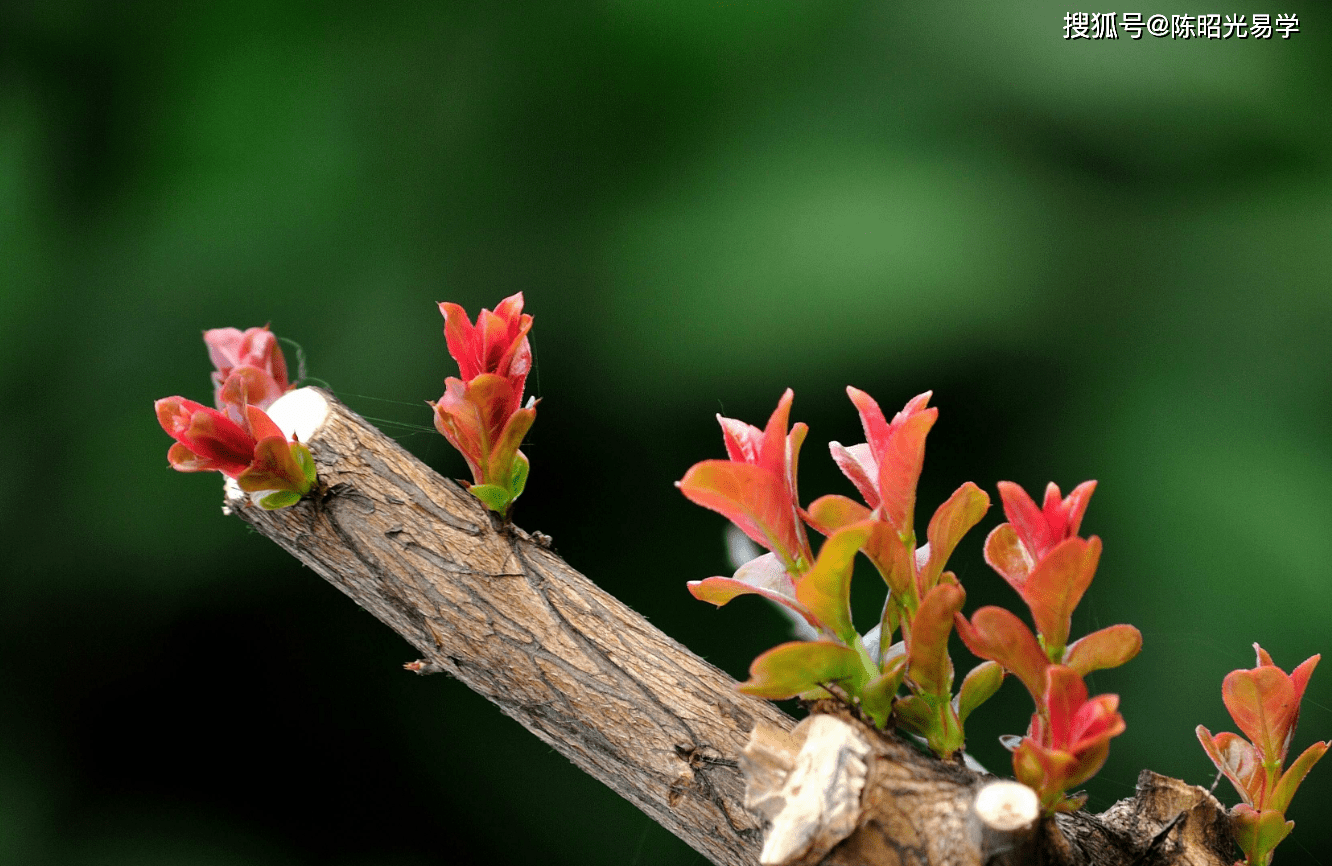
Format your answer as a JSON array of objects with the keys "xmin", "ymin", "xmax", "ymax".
[
  {"xmin": 794, "ymin": 523, "xmax": 872, "ymax": 644},
  {"xmin": 861, "ymin": 655, "xmax": 907, "ymax": 729},
  {"xmin": 1269, "ymin": 740, "xmax": 1329, "ymax": 815},
  {"xmin": 954, "ymin": 660, "xmax": 1004, "ymax": 726},
  {"xmin": 892, "ymin": 695, "xmax": 935, "ymax": 738},
  {"xmin": 295, "ymin": 442, "xmax": 317, "ymax": 487},
  {"xmin": 1231, "ymin": 805, "xmax": 1293, "ymax": 866},
  {"xmin": 469, "ymin": 484, "xmax": 513, "ymax": 513},
  {"xmin": 879, "ymin": 600, "xmax": 900, "ymax": 663},
  {"xmin": 509, "ymin": 451, "xmax": 530, "ymax": 499},
  {"xmin": 259, "ymin": 490, "xmax": 302, "ymax": 510},
  {"xmin": 737, "ymin": 641, "xmax": 865, "ymax": 700}
]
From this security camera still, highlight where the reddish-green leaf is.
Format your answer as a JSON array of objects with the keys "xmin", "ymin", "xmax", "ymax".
[
  {"xmin": 1198, "ymin": 719, "xmax": 1257, "ymax": 804},
  {"xmin": 954, "ymin": 661, "xmax": 1004, "ymax": 726},
  {"xmin": 785, "ymin": 421, "xmax": 809, "ymax": 522},
  {"xmin": 166, "ymin": 441, "xmax": 214, "ymax": 473},
  {"xmin": 868, "ymin": 523, "xmax": 915, "ymax": 602},
  {"xmin": 983, "ymin": 523, "xmax": 1033, "ymax": 591},
  {"xmin": 243, "ymin": 404, "xmax": 286, "ymax": 442},
  {"xmin": 1197, "ymin": 726, "xmax": 1263, "ymax": 807},
  {"xmin": 1062, "ymin": 738, "xmax": 1112, "ymax": 793},
  {"xmin": 807, "ymin": 498, "xmax": 913, "ymax": 602},
  {"xmin": 491, "ymin": 405, "xmax": 537, "ymax": 486},
  {"xmin": 1043, "ymin": 666, "xmax": 1089, "ymax": 751},
  {"xmin": 1064, "ymin": 625, "xmax": 1142, "ymax": 675},
  {"xmin": 997, "ymin": 479, "xmax": 1097, "ymax": 563},
  {"xmin": 874, "ymin": 409, "xmax": 936, "ymax": 535},
  {"xmin": 238, "ymin": 437, "xmax": 311, "ymax": 494},
  {"xmin": 906, "ymin": 583, "xmax": 965, "ymax": 697},
  {"xmin": 687, "ymin": 552, "xmax": 818, "ymax": 629},
  {"xmin": 891, "ymin": 694, "xmax": 934, "ymax": 736},
  {"xmin": 1039, "ymin": 667, "xmax": 1124, "ymax": 760},
  {"xmin": 919, "ymin": 482, "xmax": 990, "ymax": 592},
  {"xmin": 757, "ymin": 389, "xmax": 796, "ymax": 480},
  {"xmin": 678, "ymin": 461, "xmax": 802, "ymax": 569},
  {"xmin": 805, "ymin": 494, "xmax": 871, "ymax": 535},
  {"xmin": 1012, "ymin": 738, "xmax": 1078, "ymax": 813},
  {"xmin": 1224, "ymin": 666, "xmax": 1298, "ymax": 765},
  {"xmin": 1021, "ymin": 536, "xmax": 1101, "ymax": 656},
  {"xmin": 828, "ymin": 441, "xmax": 878, "ymax": 508},
  {"xmin": 1050, "ymin": 481, "xmax": 1097, "ymax": 540},
  {"xmin": 954, "ymin": 606, "xmax": 1050, "ymax": 703},
  {"xmin": 861, "ymin": 655, "xmax": 907, "ymax": 729},
  {"xmin": 737, "ymin": 641, "xmax": 865, "ymax": 699},
  {"xmin": 843, "ymin": 388, "xmax": 937, "ymax": 534},
  {"xmin": 795, "ymin": 523, "xmax": 872, "ymax": 643},
  {"xmin": 1288, "ymin": 652, "xmax": 1320, "ymax": 711}
]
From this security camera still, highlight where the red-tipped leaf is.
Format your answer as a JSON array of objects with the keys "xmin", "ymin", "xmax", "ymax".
[
  {"xmin": 984, "ymin": 523, "xmax": 1033, "ymax": 591},
  {"xmin": 906, "ymin": 583, "xmax": 965, "ymax": 696},
  {"xmin": 1064, "ymin": 624, "xmax": 1143, "ymax": 675},
  {"xmin": 828, "ymin": 441, "xmax": 878, "ymax": 508},
  {"xmin": 1224, "ymin": 665, "xmax": 1299, "ymax": 765},
  {"xmin": 919, "ymin": 482, "xmax": 990, "ymax": 592},
  {"xmin": 687, "ymin": 552, "xmax": 817, "ymax": 629},
  {"xmin": 1021, "ymin": 536, "xmax": 1102, "ymax": 656},
  {"xmin": 679, "ymin": 461, "xmax": 803, "ymax": 570},
  {"xmin": 954, "ymin": 605, "xmax": 1049, "ymax": 702},
  {"xmin": 1197, "ymin": 726, "xmax": 1264, "ymax": 806}
]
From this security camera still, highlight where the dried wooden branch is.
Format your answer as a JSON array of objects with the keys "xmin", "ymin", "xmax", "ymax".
[
  {"xmin": 225, "ymin": 388, "xmax": 1239, "ymax": 866},
  {"xmin": 225, "ymin": 388, "xmax": 789, "ymax": 866}
]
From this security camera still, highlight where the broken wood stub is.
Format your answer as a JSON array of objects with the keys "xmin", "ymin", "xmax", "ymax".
[{"xmin": 742, "ymin": 708, "xmax": 1237, "ymax": 866}]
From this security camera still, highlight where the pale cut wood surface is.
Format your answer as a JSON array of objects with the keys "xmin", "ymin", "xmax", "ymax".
[{"xmin": 227, "ymin": 388, "xmax": 794, "ymax": 866}]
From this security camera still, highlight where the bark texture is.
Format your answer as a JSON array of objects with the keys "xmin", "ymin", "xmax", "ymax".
[{"xmin": 226, "ymin": 389, "xmax": 1240, "ymax": 866}]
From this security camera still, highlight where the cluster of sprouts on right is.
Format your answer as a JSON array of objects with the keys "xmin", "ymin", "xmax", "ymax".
[{"xmin": 677, "ymin": 387, "xmax": 1324, "ymax": 862}]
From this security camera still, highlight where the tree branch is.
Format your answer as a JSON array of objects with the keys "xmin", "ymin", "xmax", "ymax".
[
  {"xmin": 227, "ymin": 388, "xmax": 788, "ymax": 866},
  {"xmin": 225, "ymin": 389, "xmax": 1237, "ymax": 866}
]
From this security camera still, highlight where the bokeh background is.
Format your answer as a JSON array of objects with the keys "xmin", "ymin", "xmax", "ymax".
[{"xmin": 2, "ymin": 2, "xmax": 1329, "ymax": 864}]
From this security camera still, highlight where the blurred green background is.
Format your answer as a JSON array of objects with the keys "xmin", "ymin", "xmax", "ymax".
[{"xmin": 2, "ymin": 1, "xmax": 1329, "ymax": 864}]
